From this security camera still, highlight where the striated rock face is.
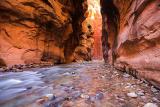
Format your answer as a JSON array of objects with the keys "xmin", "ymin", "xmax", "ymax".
[
  {"xmin": 0, "ymin": 0, "xmax": 93, "ymax": 66},
  {"xmin": 101, "ymin": 0, "xmax": 160, "ymax": 88}
]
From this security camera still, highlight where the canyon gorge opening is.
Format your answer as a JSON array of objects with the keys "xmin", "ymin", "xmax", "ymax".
[{"xmin": 0, "ymin": 0, "xmax": 160, "ymax": 107}]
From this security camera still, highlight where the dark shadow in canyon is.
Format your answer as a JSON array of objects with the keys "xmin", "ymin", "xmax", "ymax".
[{"xmin": 100, "ymin": 0, "xmax": 120, "ymax": 64}]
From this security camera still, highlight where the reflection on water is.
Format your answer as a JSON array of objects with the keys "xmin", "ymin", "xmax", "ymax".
[
  {"xmin": 0, "ymin": 62, "xmax": 94, "ymax": 107},
  {"xmin": 0, "ymin": 61, "xmax": 159, "ymax": 107}
]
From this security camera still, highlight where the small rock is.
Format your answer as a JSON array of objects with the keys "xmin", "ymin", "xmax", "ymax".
[
  {"xmin": 27, "ymin": 87, "xmax": 32, "ymax": 90},
  {"xmin": 101, "ymin": 76, "xmax": 105, "ymax": 78},
  {"xmin": 71, "ymin": 72, "xmax": 76, "ymax": 74},
  {"xmin": 125, "ymin": 86, "xmax": 130, "ymax": 89},
  {"xmin": 0, "ymin": 68, "xmax": 4, "ymax": 72},
  {"xmin": 143, "ymin": 103, "xmax": 158, "ymax": 107},
  {"xmin": 137, "ymin": 80, "xmax": 143, "ymax": 84},
  {"xmin": 12, "ymin": 67, "xmax": 17, "ymax": 71},
  {"xmin": 152, "ymin": 97, "xmax": 159, "ymax": 103},
  {"xmin": 22, "ymin": 65, "xmax": 27, "ymax": 69},
  {"xmin": 16, "ymin": 69, "xmax": 22, "ymax": 72},
  {"xmin": 80, "ymin": 94, "xmax": 89, "ymax": 99},
  {"xmin": 126, "ymin": 83, "xmax": 132, "ymax": 86},
  {"xmin": 118, "ymin": 98, "xmax": 125, "ymax": 102},
  {"xmin": 151, "ymin": 87, "xmax": 158, "ymax": 93},
  {"xmin": 3, "ymin": 67, "xmax": 9, "ymax": 71},
  {"xmin": 88, "ymin": 95, "xmax": 95, "ymax": 102},
  {"xmin": 35, "ymin": 64, "xmax": 40, "ymax": 67},
  {"xmin": 64, "ymin": 97, "xmax": 71, "ymax": 101},
  {"xmin": 86, "ymin": 96, "xmax": 95, "ymax": 104},
  {"xmin": 25, "ymin": 64, "xmax": 30, "ymax": 68},
  {"xmin": 8, "ymin": 65, "xmax": 13, "ymax": 70},
  {"xmin": 123, "ymin": 73, "xmax": 130, "ymax": 78},
  {"xmin": 43, "ymin": 94, "xmax": 55, "ymax": 100},
  {"xmin": 96, "ymin": 93, "xmax": 104, "ymax": 100},
  {"xmin": 132, "ymin": 85, "xmax": 137, "ymax": 87},
  {"xmin": 36, "ymin": 98, "xmax": 45, "ymax": 104},
  {"xmin": 127, "ymin": 92, "xmax": 137, "ymax": 98},
  {"xmin": 125, "ymin": 83, "xmax": 132, "ymax": 88},
  {"xmin": 137, "ymin": 92, "xmax": 145, "ymax": 96},
  {"xmin": 141, "ymin": 96, "xmax": 146, "ymax": 99},
  {"xmin": 16, "ymin": 65, "xmax": 23, "ymax": 69}
]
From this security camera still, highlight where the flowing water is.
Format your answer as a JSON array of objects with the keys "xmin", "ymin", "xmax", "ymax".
[{"xmin": 0, "ymin": 61, "xmax": 159, "ymax": 107}]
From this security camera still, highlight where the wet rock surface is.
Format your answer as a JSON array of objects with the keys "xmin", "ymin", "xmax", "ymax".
[{"xmin": 0, "ymin": 61, "xmax": 159, "ymax": 107}]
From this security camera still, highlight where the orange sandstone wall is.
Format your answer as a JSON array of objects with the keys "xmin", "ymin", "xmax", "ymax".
[
  {"xmin": 0, "ymin": 0, "xmax": 92, "ymax": 66},
  {"xmin": 101, "ymin": 0, "xmax": 160, "ymax": 88}
]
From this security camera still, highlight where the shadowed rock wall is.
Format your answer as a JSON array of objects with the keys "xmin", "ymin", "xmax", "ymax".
[{"xmin": 101, "ymin": 0, "xmax": 160, "ymax": 88}]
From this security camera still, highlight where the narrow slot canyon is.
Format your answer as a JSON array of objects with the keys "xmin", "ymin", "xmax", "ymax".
[{"xmin": 0, "ymin": 0, "xmax": 160, "ymax": 107}]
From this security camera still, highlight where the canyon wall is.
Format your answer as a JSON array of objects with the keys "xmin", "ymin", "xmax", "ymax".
[
  {"xmin": 87, "ymin": 0, "xmax": 103, "ymax": 60},
  {"xmin": 0, "ymin": 0, "xmax": 93, "ymax": 66},
  {"xmin": 101, "ymin": 0, "xmax": 160, "ymax": 88}
]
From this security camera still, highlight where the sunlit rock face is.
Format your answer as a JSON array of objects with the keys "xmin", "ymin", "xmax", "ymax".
[
  {"xmin": 0, "ymin": 0, "xmax": 92, "ymax": 65},
  {"xmin": 101, "ymin": 0, "xmax": 160, "ymax": 88},
  {"xmin": 87, "ymin": 0, "xmax": 103, "ymax": 60}
]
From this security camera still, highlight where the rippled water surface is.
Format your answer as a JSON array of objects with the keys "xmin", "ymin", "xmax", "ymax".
[{"xmin": 0, "ymin": 61, "xmax": 159, "ymax": 107}]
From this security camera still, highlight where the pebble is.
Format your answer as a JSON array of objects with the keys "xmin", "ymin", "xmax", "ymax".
[
  {"xmin": 126, "ymin": 83, "xmax": 132, "ymax": 86},
  {"xmin": 127, "ymin": 92, "xmax": 138, "ymax": 98},
  {"xmin": 80, "ymin": 94, "xmax": 89, "ymax": 99},
  {"xmin": 86, "ymin": 96, "xmax": 95, "ymax": 104},
  {"xmin": 152, "ymin": 97, "xmax": 159, "ymax": 103},
  {"xmin": 125, "ymin": 83, "xmax": 132, "ymax": 88},
  {"xmin": 137, "ymin": 92, "xmax": 145, "ymax": 96},
  {"xmin": 34, "ymin": 64, "xmax": 39, "ymax": 67},
  {"xmin": 125, "ymin": 86, "xmax": 130, "ymax": 89},
  {"xmin": 101, "ymin": 76, "xmax": 105, "ymax": 78},
  {"xmin": 12, "ymin": 67, "xmax": 17, "ymax": 71},
  {"xmin": 151, "ymin": 87, "xmax": 158, "ymax": 93},
  {"xmin": 117, "ymin": 98, "xmax": 125, "ymax": 102},
  {"xmin": 123, "ymin": 73, "xmax": 130, "ymax": 78},
  {"xmin": 0, "ymin": 68, "xmax": 4, "ymax": 72},
  {"xmin": 96, "ymin": 93, "xmax": 104, "ymax": 100},
  {"xmin": 16, "ymin": 69, "xmax": 22, "ymax": 72},
  {"xmin": 141, "ymin": 96, "xmax": 146, "ymax": 99},
  {"xmin": 143, "ymin": 103, "xmax": 158, "ymax": 107},
  {"xmin": 64, "ymin": 97, "xmax": 72, "ymax": 101},
  {"xmin": 43, "ymin": 94, "xmax": 55, "ymax": 100},
  {"xmin": 36, "ymin": 98, "xmax": 45, "ymax": 104},
  {"xmin": 16, "ymin": 65, "xmax": 23, "ymax": 69},
  {"xmin": 27, "ymin": 87, "xmax": 32, "ymax": 90},
  {"xmin": 115, "ymin": 95, "xmax": 124, "ymax": 102},
  {"xmin": 137, "ymin": 80, "xmax": 144, "ymax": 84},
  {"xmin": 8, "ymin": 66, "xmax": 13, "ymax": 70},
  {"xmin": 71, "ymin": 72, "xmax": 76, "ymax": 74}
]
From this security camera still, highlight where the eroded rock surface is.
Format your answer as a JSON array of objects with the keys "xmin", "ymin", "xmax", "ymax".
[
  {"xmin": 0, "ymin": 0, "xmax": 93, "ymax": 66},
  {"xmin": 101, "ymin": 0, "xmax": 160, "ymax": 88}
]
